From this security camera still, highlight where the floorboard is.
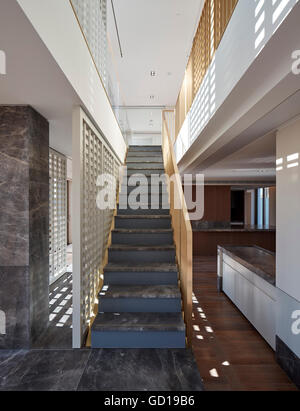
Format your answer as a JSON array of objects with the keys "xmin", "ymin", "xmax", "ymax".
[{"xmin": 192, "ymin": 257, "xmax": 298, "ymax": 391}]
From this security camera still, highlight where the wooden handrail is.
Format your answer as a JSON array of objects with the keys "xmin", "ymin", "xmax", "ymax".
[{"xmin": 162, "ymin": 109, "xmax": 193, "ymax": 346}]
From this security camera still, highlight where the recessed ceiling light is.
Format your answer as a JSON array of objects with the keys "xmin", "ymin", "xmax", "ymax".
[{"xmin": 150, "ymin": 71, "xmax": 156, "ymax": 77}]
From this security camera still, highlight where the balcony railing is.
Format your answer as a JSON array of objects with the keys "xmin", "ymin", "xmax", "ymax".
[
  {"xmin": 70, "ymin": 0, "xmax": 131, "ymax": 143},
  {"xmin": 175, "ymin": 0, "xmax": 238, "ymax": 139}
]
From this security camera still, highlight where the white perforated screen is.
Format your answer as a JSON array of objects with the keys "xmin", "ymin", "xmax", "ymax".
[{"xmin": 49, "ymin": 149, "xmax": 67, "ymax": 285}]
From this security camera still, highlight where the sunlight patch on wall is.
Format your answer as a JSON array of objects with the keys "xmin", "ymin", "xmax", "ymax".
[{"xmin": 0, "ymin": 50, "xmax": 6, "ymax": 75}]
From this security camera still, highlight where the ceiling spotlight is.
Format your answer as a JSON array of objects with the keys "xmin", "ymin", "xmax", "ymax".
[{"xmin": 150, "ymin": 71, "xmax": 156, "ymax": 77}]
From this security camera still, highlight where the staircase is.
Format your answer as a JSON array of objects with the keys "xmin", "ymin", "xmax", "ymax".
[{"xmin": 91, "ymin": 146, "xmax": 186, "ymax": 348}]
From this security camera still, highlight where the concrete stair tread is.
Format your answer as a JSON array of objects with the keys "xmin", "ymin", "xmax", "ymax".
[
  {"xmin": 126, "ymin": 160, "xmax": 163, "ymax": 163},
  {"xmin": 92, "ymin": 312, "xmax": 185, "ymax": 332},
  {"xmin": 99, "ymin": 285, "xmax": 181, "ymax": 299},
  {"xmin": 117, "ymin": 205, "xmax": 170, "ymax": 208},
  {"xmin": 104, "ymin": 263, "xmax": 178, "ymax": 272},
  {"xmin": 115, "ymin": 215, "xmax": 171, "ymax": 219},
  {"xmin": 110, "ymin": 244, "xmax": 175, "ymax": 251},
  {"xmin": 120, "ymin": 182, "xmax": 167, "ymax": 186},
  {"xmin": 113, "ymin": 228, "xmax": 172, "ymax": 233},
  {"xmin": 127, "ymin": 166, "xmax": 164, "ymax": 169},
  {"xmin": 127, "ymin": 153, "xmax": 162, "ymax": 156},
  {"xmin": 126, "ymin": 172, "xmax": 165, "ymax": 176},
  {"xmin": 129, "ymin": 146, "xmax": 162, "ymax": 149}
]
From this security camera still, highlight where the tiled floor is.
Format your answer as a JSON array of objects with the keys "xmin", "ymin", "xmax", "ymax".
[
  {"xmin": 0, "ymin": 257, "xmax": 204, "ymax": 391},
  {"xmin": 0, "ymin": 349, "xmax": 203, "ymax": 391},
  {"xmin": 4, "ymin": 255, "xmax": 295, "ymax": 391},
  {"xmin": 192, "ymin": 257, "xmax": 298, "ymax": 391},
  {"xmin": 34, "ymin": 272, "xmax": 73, "ymax": 349}
]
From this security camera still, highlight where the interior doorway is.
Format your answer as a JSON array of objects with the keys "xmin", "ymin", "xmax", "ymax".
[{"xmin": 231, "ymin": 189, "xmax": 245, "ymax": 225}]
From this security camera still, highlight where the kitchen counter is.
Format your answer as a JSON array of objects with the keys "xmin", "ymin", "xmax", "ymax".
[
  {"xmin": 218, "ymin": 245, "xmax": 276, "ymax": 349},
  {"xmin": 193, "ymin": 225, "xmax": 276, "ymax": 233},
  {"xmin": 218, "ymin": 245, "xmax": 275, "ymax": 285}
]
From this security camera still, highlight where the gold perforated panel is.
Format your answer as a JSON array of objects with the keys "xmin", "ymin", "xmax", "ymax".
[{"xmin": 214, "ymin": 0, "xmax": 238, "ymax": 50}]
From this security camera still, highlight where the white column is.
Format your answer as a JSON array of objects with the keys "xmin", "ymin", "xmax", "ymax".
[
  {"xmin": 276, "ymin": 117, "xmax": 300, "ymax": 358},
  {"xmin": 72, "ymin": 106, "xmax": 83, "ymax": 348}
]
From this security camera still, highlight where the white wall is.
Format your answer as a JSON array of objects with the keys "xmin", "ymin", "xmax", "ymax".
[
  {"xmin": 276, "ymin": 118, "xmax": 300, "ymax": 302},
  {"xmin": 276, "ymin": 117, "xmax": 300, "ymax": 357},
  {"xmin": 129, "ymin": 134, "xmax": 162, "ymax": 146},
  {"xmin": 176, "ymin": 0, "xmax": 300, "ymax": 169},
  {"xmin": 17, "ymin": 0, "xmax": 127, "ymax": 163},
  {"xmin": 0, "ymin": 50, "xmax": 6, "ymax": 75}
]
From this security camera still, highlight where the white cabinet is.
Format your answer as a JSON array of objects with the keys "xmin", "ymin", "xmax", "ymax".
[{"xmin": 221, "ymin": 255, "xmax": 276, "ymax": 349}]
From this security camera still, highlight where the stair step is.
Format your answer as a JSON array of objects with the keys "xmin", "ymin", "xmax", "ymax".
[
  {"xmin": 119, "ymin": 192, "xmax": 169, "ymax": 205},
  {"xmin": 104, "ymin": 263, "xmax": 178, "ymax": 285},
  {"xmin": 127, "ymin": 155, "xmax": 163, "ymax": 162},
  {"xmin": 126, "ymin": 159, "xmax": 163, "ymax": 165},
  {"xmin": 126, "ymin": 169, "xmax": 165, "ymax": 176},
  {"xmin": 112, "ymin": 229, "xmax": 173, "ymax": 246},
  {"xmin": 120, "ymin": 184, "xmax": 168, "ymax": 195},
  {"xmin": 98, "ymin": 285, "xmax": 181, "ymax": 313},
  {"xmin": 126, "ymin": 164, "xmax": 164, "ymax": 170},
  {"xmin": 117, "ymin": 206, "xmax": 170, "ymax": 216},
  {"xmin": 115, "ymin": 215, "xmax": 172, "ymax": 229},
  {"xmin": 128, "ymin": 146, "xmax": 162, "ymax": 152},
  {"xmin": 91, "ymin": 312, "xmax": 185, "ymax": 348},
  {"xmin": 109, "ymin": 244, "xmax": 176, "ymax": 264},
  {"xmin": 124, "ymin": 176, "xmax": 168, "ymax": 185}
]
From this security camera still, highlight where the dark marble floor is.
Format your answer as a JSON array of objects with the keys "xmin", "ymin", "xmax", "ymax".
[
  {"xmin": 0, "ymin": 264, "xmax": 204, "ymax": 391},
  {"xmin": 0, "ymin": 349, "xmax": 204, "ymax": 391},
  {"xmin": 33, "ymin": 272, "xmax": 73, "ymax": 349}
]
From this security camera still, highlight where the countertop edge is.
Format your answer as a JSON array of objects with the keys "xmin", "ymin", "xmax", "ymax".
[{"xmin": 218, "ymin": 245, "xmax": 276, "ymax": 286}]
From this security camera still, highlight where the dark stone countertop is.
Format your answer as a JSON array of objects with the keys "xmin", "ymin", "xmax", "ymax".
[
  {"xmin": 193, "ymin": 224, "xmax": 276, "ymax": 233},
  {"xmin": 218, "ymin": 245, "xmax": 276, "ymax": 286}
]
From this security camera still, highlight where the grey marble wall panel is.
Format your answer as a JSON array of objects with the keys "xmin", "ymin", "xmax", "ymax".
[
  {"xmin": 28, "ymin": 107, "xmax": 49, "ymax": 344},
  {"xmin": 0, "ymin": 106, "xmax": 49, "ymax": 348},
  {"xmin": 0, "ymin": 266, "xmax": 30, "ymax": 349},
  {"xmin": 0, "ymin": 106, "xmax": 30, "ymax": 267}
]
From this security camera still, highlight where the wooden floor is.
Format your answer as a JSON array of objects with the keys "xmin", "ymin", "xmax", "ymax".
[{"xmin": 192, "ymin": 257, "xmax": 298, "ymax": 391}]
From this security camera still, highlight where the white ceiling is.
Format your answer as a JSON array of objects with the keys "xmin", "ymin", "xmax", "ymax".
[
  {"xmin": 0, "ymin": 0, "xmax": 80, "ymax": 157},
  {"xmin": 120, "ymin": 107, "xmax": 162, "ymax": 134},
  {"xmin": 107, "ymin": 0, "xmax": 204, "ymax": 107},
  {"xmin": 202, "ymin": 132, "xmax": 276, "ymax": 183}
]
